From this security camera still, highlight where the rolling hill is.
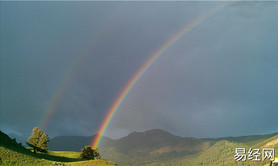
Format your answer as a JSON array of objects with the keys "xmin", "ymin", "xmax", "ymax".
[
  {"xmin": 0, "ymin": 130, "xmax": 118, "ymax": 165},
  {"xmin": 49, "ymin": 129, "xmax": 278, "ymax": 166}
]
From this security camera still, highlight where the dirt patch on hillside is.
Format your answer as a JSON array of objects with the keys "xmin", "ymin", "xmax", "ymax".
[{"xmin": 265, "ymin": 139, "xmax": 278, "ymax": 147}]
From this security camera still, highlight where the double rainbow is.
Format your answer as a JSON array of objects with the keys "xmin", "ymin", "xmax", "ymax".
[{"xmin": 91, "ymin": 2, "xmax": 233, "ymax": 148}]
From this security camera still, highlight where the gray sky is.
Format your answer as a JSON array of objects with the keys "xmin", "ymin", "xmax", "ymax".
[{"xmin": 1, "ymin": 2, "xmax": 278, "ymax": 140}]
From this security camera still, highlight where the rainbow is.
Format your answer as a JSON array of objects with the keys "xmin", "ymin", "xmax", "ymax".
[
  {"xmin": 39, "ymin": 54, "xmax": 87, "ymax": 130},
  {"xmin": 91, "ymin": 2, "xmax": 234, "ymax": 148},
  {"xmin": 39, "ymin": 6, "xmax": 125, "ymax": 130}
]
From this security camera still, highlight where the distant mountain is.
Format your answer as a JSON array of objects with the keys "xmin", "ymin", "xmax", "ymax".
[
  {"xmin": 49, "ymin": 129, "xmax": 209, "ymax": 155},
  {"xmin": 107, "ymin": 129, "xmax": 210, "ymax": 157},
  {"xmin": 49, "ymin": 129, "xmax": 211, "ymax": 162},
  {"xmin": 48, "ymin": 129, "xmax": 278, "ymax": 166},
  {"xmin": 48, "ymin": 134, "xmax": 113, "ymax": 151},
  {"xmin": 100, "ymin": 129, "xmax": 211, "ymax": 165}
]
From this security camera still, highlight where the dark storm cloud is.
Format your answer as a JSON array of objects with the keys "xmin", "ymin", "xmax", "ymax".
[
  {"xmin": 0, "ymin": 2, "xmax": 126, "ymax": 136},
  {"xmin": 108, "ymin": 2, "xmax": 278, "ymax": 138},
  {"xmin": 1, "ymin": 1, "xmax": 278, "ymax": 140}
]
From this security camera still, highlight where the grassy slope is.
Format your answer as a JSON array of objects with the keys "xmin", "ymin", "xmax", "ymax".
[
  {"xmin": 158, "ymin": 135, "xmax": 278, "ymax": 166},
  {"xmin": 0, "ymin": 147, "xmax": 118, "ymax": 166},
  {"xmin": 0, "ymin": 131, "xmax": 118, "ymax": 166}
]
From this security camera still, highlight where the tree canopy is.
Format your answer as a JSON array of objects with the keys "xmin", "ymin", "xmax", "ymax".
[
  {"xmin": 80, "ymin": 146, "xmax": 100, "ymax": 160},
  {"xmin": 27, "ymin": 127, "xmax": 49, "ymax": 153}
]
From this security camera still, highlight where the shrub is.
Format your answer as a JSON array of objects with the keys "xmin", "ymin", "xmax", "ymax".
[{"xmin": 80, "ymin": 146, "xmax": 100, "ymax": 160}]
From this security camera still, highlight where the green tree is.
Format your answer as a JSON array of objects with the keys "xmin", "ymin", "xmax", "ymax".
[
  {"xmin": 26, "ymin": 127, "xmax": 49, "ymax": 153},
  {"xmin": 80, "ymin": 146, "xmax": 100, "ymax": 160}
]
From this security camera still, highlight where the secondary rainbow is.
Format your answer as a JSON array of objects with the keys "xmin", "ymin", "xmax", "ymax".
[
  {"xmin": 92, "ymin": 2, "xmax": 234, "ymax": 148},
  {"xmin": 39, "ymin": 7, "xmax": 123, "ymax": 130},
  {"xmin": 39, "ymin": 54, "xmax": 87, "ymax": 130}
]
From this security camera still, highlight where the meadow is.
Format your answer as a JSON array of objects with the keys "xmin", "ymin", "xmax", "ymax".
[
  {"xmin": 0, "ymin": 146, "xmax": 118, "ymax": 166},
  {"xmin": 0, "ymin": 131, "xmax": 118, "ymax": 166}
]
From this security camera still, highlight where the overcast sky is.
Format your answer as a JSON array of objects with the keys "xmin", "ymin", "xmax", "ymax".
[{"xmin": 1, "ymin": 2, "xmax": 278, "ymax": 141}]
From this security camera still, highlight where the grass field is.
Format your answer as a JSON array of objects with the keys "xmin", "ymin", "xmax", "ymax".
[
  {"xmin": 0, "ymin": 146, "xmax": 118, "ymax": 166},
  {"xmin": 0, "ymin": 130, "xmax": 118, "ymax": 165}
]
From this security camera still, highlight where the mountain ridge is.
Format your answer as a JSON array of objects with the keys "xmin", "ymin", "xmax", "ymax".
[
  {"xmin": 48, "ymin": 129, "xmax": 278, "ymax": 165},
  {"xmin": 49, "ymin": 128, "xmax": 278, "ymax": 151}
]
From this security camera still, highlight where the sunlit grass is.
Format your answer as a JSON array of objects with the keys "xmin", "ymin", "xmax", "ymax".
[{"xmin": 0, "ymin": 146, "xmax": 118, "ymax": 166}]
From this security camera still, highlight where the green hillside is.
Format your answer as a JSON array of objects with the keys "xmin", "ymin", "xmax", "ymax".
[
  {"xmin": 158, "ymin": 141, "xmax": 270, "ymax": 166},
  {"xmin": 102, "ymin": 138, "xmax": 277, "ymax": 166},
  {"xmin": 99, "ymin": 130, "xmax": 278, "ymax": 166},
  {"xmin": 0, "ymin": 131, "xmax": 118, "ymax": 166}
]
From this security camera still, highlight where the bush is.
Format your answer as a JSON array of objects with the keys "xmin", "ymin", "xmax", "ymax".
[{"xmin": 80, "ymin": 146, "xmax": 100, "ymax": 160}]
